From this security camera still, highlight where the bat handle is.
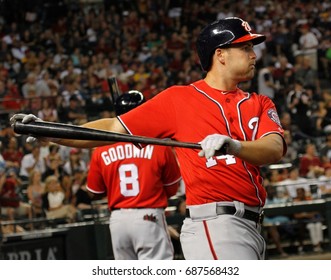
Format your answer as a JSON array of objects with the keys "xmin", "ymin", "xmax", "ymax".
[{"xmin": 200, "ymin": 143, "xmax": 229, "ymax": 156}]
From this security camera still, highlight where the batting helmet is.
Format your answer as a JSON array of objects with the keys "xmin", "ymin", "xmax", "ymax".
[
  {"xmin": 196, "ymin": 17, "xmax": 266, "ymax": 71},
  {"xmin": 114, "ymin": 90, "xmax": 145, "ymax": 115}
]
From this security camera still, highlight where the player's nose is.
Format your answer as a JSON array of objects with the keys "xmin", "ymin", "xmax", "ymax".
[{"xmin": 250, "ymin": 49, "xmax": 257, "ymax": 59}]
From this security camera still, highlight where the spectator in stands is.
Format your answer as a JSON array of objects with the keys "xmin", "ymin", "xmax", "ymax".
[
  {"xmin": 59, "ymin": 95, "xmax": 87, "ymax": 125},
  {"xmin": 321, "ymin": 93, "xmax": 331, "ymax": 130},
  {"xmin": 21, "ymin": 72, "xmax": 41, "ymax": 114},
  {"xmin": 294, "ymin": 55, "xmax": 321, "ymax": 95},
  {"xmin": 42, "ymin": 175, "xmax": 77, "ymax": 222},
  {"xmin": 293, "ymin": 187, "xmax": 324, "ymax": 253},
  {"xmin": 37, "ymin": 98, "xmax": 58, "ymax": 122},
  {"xmin": 318, "ymin": 164, "xmax": 331, "ymax": 198},
  {"xmin": 273, "ymin": 55, "xmax": 295, "ymax": 111},
  {"xmin": 279, "ymin": 111, "xmax": 299, "ymax": 136},
  {"xmin": 299, "ymin": 143, "xmax": 324, "ymax": 178},
  {"xmin": 35, "ymin": 70, "xmax": 52, "ymax": 97},
  {"xmin": 0, "ymin": 79, "xmax": 6, "ymax": 99},
  {"xmin": 168, "ymin": 51, "xmax": 183, "ymax": 77},
  {"xmin": 21, "ymin": 72, "xmax": 37, "ymax": 99},
  {"xmin": 72, "ymin": 177, "xmax": 105, "ymax": 221},
  {"xmin": 60, "ymin": 78, "xmax": 85, "ymax": 108},
  {"xmin": 62, "ymin": 148, "xmax": 87, "ymax": 177},
  {"xmin": 257, "ymin": 62, "xmax": 277, "ymax": 100},
  {"xmin": 278, "ymin": 166, "xmax": 311, "ymax": 200},
  {"xmin": 95, "ymin": 57, "xmax": 113, "ymax": 82},
  {"xmin": 311, "ymin": 98, "xmax": 328, "ymax": 136},
  {"xmin": 84, "ymin": 74, "xmax": 101, "ymax": 96},
  {"xmin": 85, "ymin": 76, "xmax": 114, "ymax": 121},
  {"xmin": 62, "ymin": 148, "xmax": 87, "ymax": 203},
  {"xmin": 19, "ymin": 143, "xmax": 46, "ymax": 182},
  {"xmin": 70, "ymin": 168, "xmax": 86, "ymax": 200},
  {"xmin": 263, "ymin": 184, "xmax": 292, "ymax": 257},
  {"xmin": 44, "ymin": 144, "xmax": 63, "ymax": 168},
  {"xmin": 296, "ymin": 24, "xmax": 319, "ymax": 71},
  {"xmin": 42, "ymin": 152, "xmax": 65, "ymax": 182},
  {"xmin": 26, "ymin": 170, "xmax": 45, "ymax": 217},
  {"xmin": 73, "ymin": 177, "xmax": 93, "ymax": 211},
  {"xmin": 1, "ymin": 136, "xmax": 23, "ymax": 176},
  {"xmin": 39, "ymin": 140, "xmax": 50, "ymax": 163},
  {"xmin": 281, "ymin": 130, "xmax": 299, "ymax": 164},
  {"xmin": 145, "ymin": 46, "xmax": 169, "ymax": 68},
  {"xmin": 59, "ymin": 59, "xmax": 82, "ymax": 82},
  {"xmin": 137, "ymin": 46, "xmax": 152, "ymax": 63},
  {"xmin": 319, "ymin": 30, "xmax": 331, "ymax": 79},
  {"xmin": 320, "ymin": 131, "xmax": 331, "ymax": 166},
  {"xmin": 133, "ymin": 64, "xmax": 150, "ymax": 84},
  {"xmin": 286, "ymin": 79, "xmax": 314, "ymax": 137},
  {"xmin": 0, "ymin": 172, "xmax": 33, "ymax": 223}
]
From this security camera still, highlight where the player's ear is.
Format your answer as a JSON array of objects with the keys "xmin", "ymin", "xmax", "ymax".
[{"xmin": 215, "ymin": 48, "xmax": 226, "ymax": 65}]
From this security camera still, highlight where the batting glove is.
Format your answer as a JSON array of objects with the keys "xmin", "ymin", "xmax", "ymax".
[
  {"xmin": 198, "ymin": 134, "xmax": 242, "ymax": 159},
  {"xmin": 10, "ymin": 113, "xmax": 43, "ymax": 143}
]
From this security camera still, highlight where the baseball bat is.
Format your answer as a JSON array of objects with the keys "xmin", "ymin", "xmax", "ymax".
[
  {"xmin": 107, "ymin": 76, "xmax": 121, "ymax": 102},
  {"xmin": 13, "ymin": 121, "xmax": 202, "ymax": 150}
]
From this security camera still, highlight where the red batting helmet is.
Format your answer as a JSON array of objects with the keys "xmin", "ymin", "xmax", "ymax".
[{"xmin": 196, "ymin": 17, "xmax": 266, "ymax": 71}]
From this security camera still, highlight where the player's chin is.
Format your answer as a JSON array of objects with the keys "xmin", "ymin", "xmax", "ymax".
[
  {"xmin": 241, "ymin": 72, "xmax": 254, "ymax": 81},
  {"xmin": 246, "ymin": 69, "xmax": 255, "ymax": 78}
]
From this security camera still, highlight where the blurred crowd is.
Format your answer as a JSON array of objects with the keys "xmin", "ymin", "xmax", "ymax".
[{"xmin": 1, "ymin": 0, "xmax": 331, "ymax": 255}]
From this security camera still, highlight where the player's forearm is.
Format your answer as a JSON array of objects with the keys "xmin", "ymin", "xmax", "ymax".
[
  {"xmin": 51, "ymin": 118, "xmax": 127, "ymax": 148},
  {"xmin": 237, "ymin": 134, "xmax": 284, "ymax": 166}
]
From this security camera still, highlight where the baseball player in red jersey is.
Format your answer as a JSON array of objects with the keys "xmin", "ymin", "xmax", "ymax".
[
  {"xmin": 11, "ymin": 17, "xmax": 286, "ymax": 260},
  {"xmin": 87, "ymin": 90, "xmax": 181, "ymax": 260}
]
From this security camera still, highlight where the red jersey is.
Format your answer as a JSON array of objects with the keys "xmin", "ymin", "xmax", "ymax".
[
  {"xmin": 87, "ymin": 143, "xmax": 181, "ymax": 209},
  {"xmin": 118, "ymin": 80, "xmax": 286, "ymax": 207}
]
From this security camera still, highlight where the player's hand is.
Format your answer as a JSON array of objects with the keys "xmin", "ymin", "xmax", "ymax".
[
  {"xmin": 10, "ymin": 113, "xmax": 41, "ymax": 125},
  {"xmin": 10, "ymin": 113, "xmax": 43, "ymax": 143},
  {"xmin": 198, "ymin": 134, "xmax": 242, "ymax": 159}
]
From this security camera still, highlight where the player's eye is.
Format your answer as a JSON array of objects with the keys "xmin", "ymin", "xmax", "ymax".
[{"xmin": 244, "ymin": 45, "xmax": 254, "ymax": 52}]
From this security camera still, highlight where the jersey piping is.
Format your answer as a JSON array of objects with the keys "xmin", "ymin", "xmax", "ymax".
[{"xmin": 190, "ymin": 84, "xmax": 232, "ymax": 137}]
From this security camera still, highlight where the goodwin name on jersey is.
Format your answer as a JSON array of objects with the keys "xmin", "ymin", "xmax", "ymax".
[{"xmin": 101, "ymin": 144, "xmax": 154, "ymax": 165}]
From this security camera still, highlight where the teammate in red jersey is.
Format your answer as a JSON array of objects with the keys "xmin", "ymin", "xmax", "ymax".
[
  {"xmin": 87, "ymin": 90, "xmax": 181, "ymax": 260},
  {"xmin": 11, "ymin": 17, "xmax": 286, "ymax": 260}
]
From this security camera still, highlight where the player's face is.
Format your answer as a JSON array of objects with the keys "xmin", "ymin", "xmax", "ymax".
[{"xmin": 225, "ymin": 42, "xmax": 257, "ymax": 82}]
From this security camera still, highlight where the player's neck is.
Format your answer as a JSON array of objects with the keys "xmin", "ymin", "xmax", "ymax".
[{"xmin": 204, "ymin": 72, "xmax": 237, "ymax": 92}]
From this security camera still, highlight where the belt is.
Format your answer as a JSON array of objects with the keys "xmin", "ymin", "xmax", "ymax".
[
  {"xmin": 186, "ymin": 206, "xmax": 264, "ymax": 224},
  {"xmin": 111, "ymin": 208, "xmax": 141, "ymax": 211}
]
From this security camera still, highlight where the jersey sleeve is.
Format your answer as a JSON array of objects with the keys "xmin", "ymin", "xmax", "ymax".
[
  {"xmin": 257, "ymin": 95, "xmax": 284, "ymax": 137},
  {"xmin": 86, "ymin": 148, "xmax": 107, "ymax": 194},
  {"xmin": 256, "ymin": 95, "xmax": 287, "ymax": 155}
]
